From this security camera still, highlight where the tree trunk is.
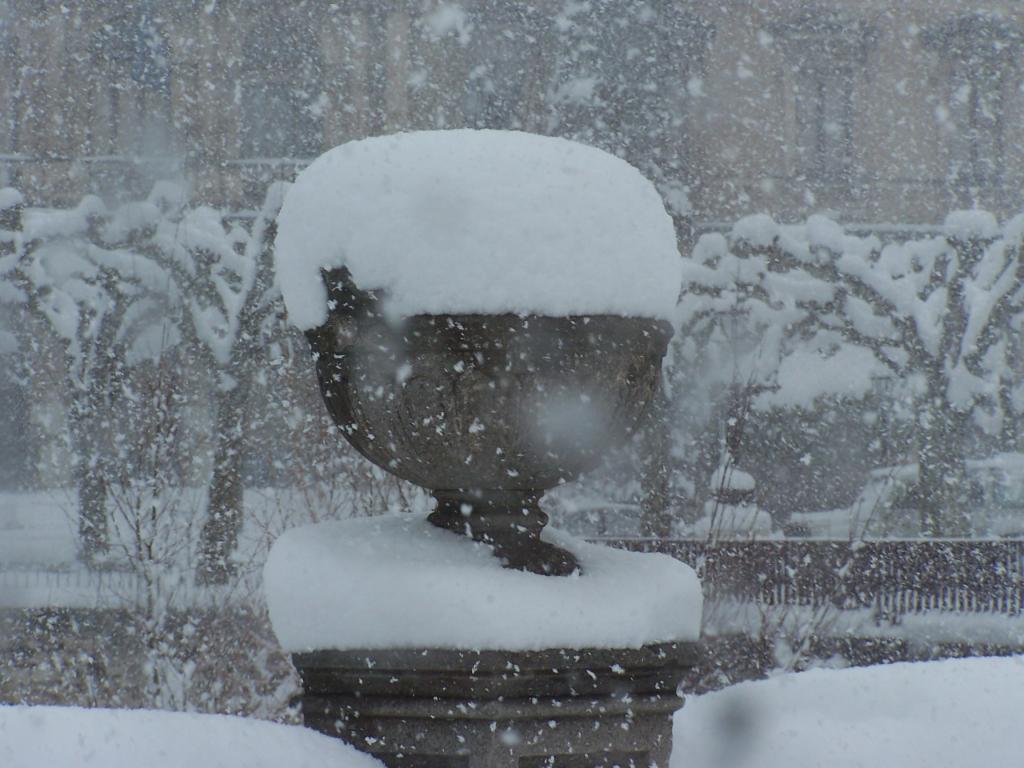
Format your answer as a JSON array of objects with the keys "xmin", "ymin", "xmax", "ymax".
[
  {"xmin": 639, "ymin": 387, "xmax": 674, "ymax": 539},
  {"xmin": 76, "ymin": 463, "xmax": 109, "ymax": 564},
  {"xmin": 67, "ymin": 397, "xmax": 110, "ymax": 565},
  {"xmin": 196, "ymin": 380, "xmax": 248, "ymax": 585},
  {"xmin": 917, "ymin": 376, "xmax": 971, "ymax": 537},
  {"xmin": 999, "ymin": 381, "xmax": 1020, "ymax": 452}
]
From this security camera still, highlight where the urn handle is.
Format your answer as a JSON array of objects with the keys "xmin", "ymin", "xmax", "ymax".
[{"xmin": 304, "ymin": 267, "xmax": 376, "ymax": 359}]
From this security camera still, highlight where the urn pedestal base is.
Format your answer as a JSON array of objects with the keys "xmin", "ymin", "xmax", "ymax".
[{"xmin": 295, "ymin": 643, "xmax": 699, "ymax": 768}]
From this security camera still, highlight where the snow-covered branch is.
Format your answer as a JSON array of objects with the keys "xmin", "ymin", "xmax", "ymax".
[{"xmin": 682, "ymin": 211, "xmax": 1024, "ymax": 534}]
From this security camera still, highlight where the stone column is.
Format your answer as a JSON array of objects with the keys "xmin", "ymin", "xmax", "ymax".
[{"xmin": 295, "ymin": 644, "xmax": 699, "ymax": 768}]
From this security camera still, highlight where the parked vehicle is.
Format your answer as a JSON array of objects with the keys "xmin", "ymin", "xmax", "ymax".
[{"xmin": 849, "ymin": 454, "xmax": 1024, "ymax": 538}]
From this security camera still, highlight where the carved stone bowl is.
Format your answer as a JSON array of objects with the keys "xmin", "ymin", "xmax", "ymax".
[{"xmin": 306, "ymin": 269, "xmax": 672, "ymax": 575}]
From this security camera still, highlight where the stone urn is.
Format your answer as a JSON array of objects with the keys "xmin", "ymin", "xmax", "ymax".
[
  {"xmin": 305, "ymin": 266, "xmax": 672, "ymax": 576},
  {"xmin": 269, "ymin": 129, "xmax": 701, "ymax": 768}
]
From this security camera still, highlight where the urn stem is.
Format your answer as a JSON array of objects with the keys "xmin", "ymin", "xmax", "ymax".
[{"xmin": 428, "ymin": 490, "xmax": 579, "ymax": 576}]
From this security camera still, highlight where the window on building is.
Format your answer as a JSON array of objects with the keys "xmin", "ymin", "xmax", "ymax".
[
  {"xmin": 0, "ymin": 15, "xmax": 20, "ymax": 155},
  {"xmin": 240, "ymin": 12, "xmax": 324, "ymax": 159},
  {"xmin": 774, "ymin": 15, "xmax": 876, "ymax": 186},
  {"xmin": 90, "ymin": 4, "xmax": 172, "ymax": 157},
  {"xmin": 547, "ymin": 1, "xmax": 713, "ymax": 191},
  {"xmin": 926, "ymin": 15, "xmax": 1021, "ymax": 199},
  {"xmin": 458, "ymin": 1, "xmax": 543, "ymax": 130}
]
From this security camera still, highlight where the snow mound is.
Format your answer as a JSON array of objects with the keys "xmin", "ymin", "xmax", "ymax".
[
  {"xmin": 710, "ymin": 464, "xmax": 755, "ymax": 491},
  {"xmin": 690, "ymin": 507, "xmax": 772, "ymax": 539},
  {"xmin": 757, "ymin": 345, "xmax": 884, "ymax": 409},
  {"xmin": 673, "ymin": 656, "xmax": 1024, "ymax": 768},
  {"xmin": 730, "ymin": 213, "xmax": 778, "ymax": 247},
  {"xmin": 264, "ymin": 514, "xmax": 702, "ymax": 652},
  {"xmin": 944, "ymin": 209, "xmax": 1000, "ymax": 238},
  {"xmin": 0, "ymin": 187, "xmax": 22, "ymax": 210},
  {"xmin": 274, "ymin": 129, "xmax": 682, "ymax": 329},
  {"xmin": 0, "ymin": 705, "xmax": 383, "ymax": 768}
]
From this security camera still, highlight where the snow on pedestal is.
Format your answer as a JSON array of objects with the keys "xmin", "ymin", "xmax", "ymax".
[
  {"xmin": 274, "ymin": 129, "xmax": 682, "ymax": 328},
  {"xmin": 267, "ymin": 514, "xmax": 702, "ymax": 767},
  {"xmin": 265, "ymin": 514, "xmax": 702, "ymax": 653}
]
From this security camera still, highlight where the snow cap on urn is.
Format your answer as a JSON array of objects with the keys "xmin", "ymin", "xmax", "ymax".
[{"xmin": 273, "ymin": 129, "xmax": 682, "ymax": 329}]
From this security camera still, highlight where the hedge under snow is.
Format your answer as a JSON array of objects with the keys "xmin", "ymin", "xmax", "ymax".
[{"xmin": 274, "ymin": 129, "xmax": 682, "ymax": 329}]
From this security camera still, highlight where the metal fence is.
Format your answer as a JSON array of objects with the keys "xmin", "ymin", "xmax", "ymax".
[
  {"xmin": 3, "ymin": 539, "xmax": 1022, "ymax": 616},
  {"xmin": 601, "ymin": 539, "xmax": 1024, "ymax": 617}
]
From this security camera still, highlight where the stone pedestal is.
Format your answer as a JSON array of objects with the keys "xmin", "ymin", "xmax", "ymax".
[{"xmin": 295, "ymin": 642, "xmax": 699, "ymax": 768}]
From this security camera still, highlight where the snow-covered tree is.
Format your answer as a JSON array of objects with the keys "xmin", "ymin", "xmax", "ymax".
[
  {"xmin": 682, "ymin": 212, "xmax": 1024, "ymax": 535},
  {"xmin": 189, "ymin": 187, "xmax": 288, "ymax": 583},
  {"xmin": 672, "ymin": 221, "xmax": 827, "ymax": 522},
  {"xmin": 110, "ymin": 182, "xmax": 289, "ymax": 583},
  {"xmin": 1, "ymin": 190, "xmax": 178, "ymax": 562},
  {"xmin": 0, "ymin": 183, "xmax": 288, "ymax": 574}
]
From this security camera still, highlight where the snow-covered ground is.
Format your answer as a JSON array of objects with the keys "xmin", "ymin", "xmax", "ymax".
[
  {"xmin": 0, "ymin": 705, "xmax": 383, "ymax": 768},
  {"xmin": 0, "ymin": 492, "xmax": 79, "ymax": 568},
  {"xmin": 672, "ymin": 656, "xmax": 1024, "ymax": 768},
  {"xmin": 3, "ymin": 658, "xmax": 1020, "ymax": 767}
]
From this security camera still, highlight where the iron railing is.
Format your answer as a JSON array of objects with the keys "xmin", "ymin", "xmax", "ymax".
[{"xmin": 600, "ymin": 538, "xmax": 1024, "ymax": 617}]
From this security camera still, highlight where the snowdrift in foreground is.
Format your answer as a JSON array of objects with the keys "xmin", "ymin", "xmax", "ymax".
[
  {"xmin": 265, "ymin": 514, "xmax": 702, "ymax": 652},
  {"xmin": 0, "ymin": 705, "xmax": 383, "ymax": 768},
  {"xmin": 673, "ymin": 656, "xmax": 1024, "ymax": 768},
  {"xmin": 274, "ymin": 129, "xmax": 682, "ymax": 329}
]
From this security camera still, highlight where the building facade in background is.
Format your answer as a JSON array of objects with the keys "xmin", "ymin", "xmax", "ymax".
[{"xmin": 1, "ymin": 0, "xmax": 1023, "ymax": 225}]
